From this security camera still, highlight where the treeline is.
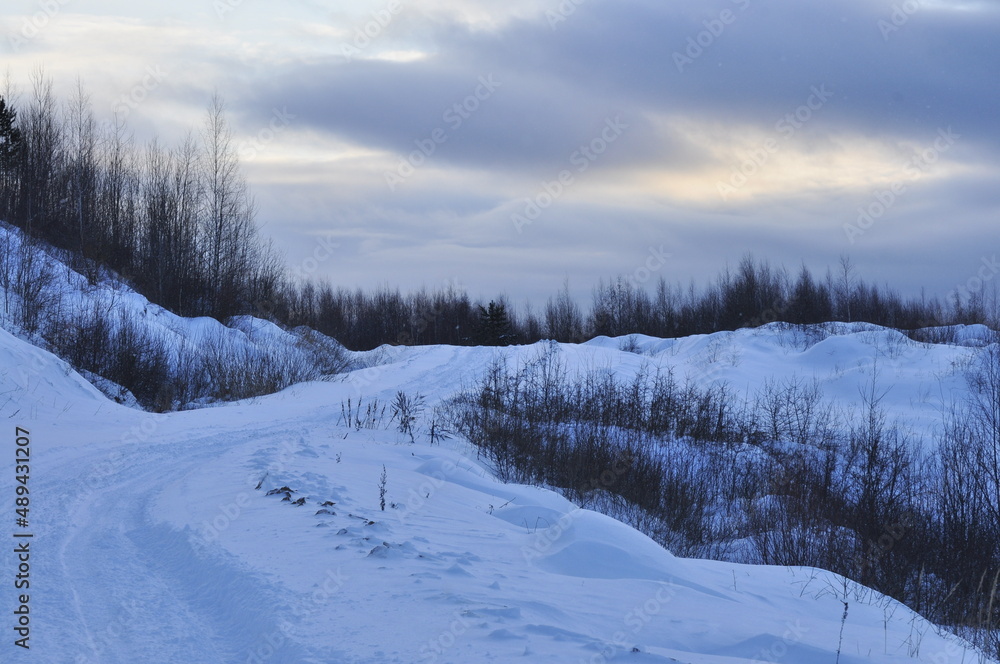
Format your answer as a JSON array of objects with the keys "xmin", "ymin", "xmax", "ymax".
[
  {"xmin": 0, "ymin": 74, "xmax": 994, "ymax": 353},
  {"xmin": 0, "ymin": 73, "xmax": 281, "ymax": 321},
  {"xmin": 580, "ymin": 255, "xmax": 987, "ymax": 339},
  {"xmin": 269, "ymin": 285, "xmax": 526, "ymax": 351},
  {"xmin": 272, "ymin": 255, "xmax": 991, "ymax": 351},
  {"xmin": 449, "ymin": 341, "xmax": 1000, "ymax": 657}
]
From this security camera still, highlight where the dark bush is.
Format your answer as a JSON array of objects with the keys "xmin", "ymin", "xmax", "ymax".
[{"xmin": 451, "ymin": 343, "xmax": 1000, "ymax": 658}]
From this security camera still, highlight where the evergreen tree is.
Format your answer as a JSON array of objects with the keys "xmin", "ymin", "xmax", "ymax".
[
  {"xmin": 476, "ymin": 300, "xmax": 514, "ymax": 346},
  {"xmin": 788, "ymin": 264, "xmax": 832, "ymax": 324},
  {"xmin": 0, "ymin": 96, "xmax": 20, "ymax": 161},
  {"xmin": 0, "ymin": 95, "xmax": 22, "ymax": 219}
]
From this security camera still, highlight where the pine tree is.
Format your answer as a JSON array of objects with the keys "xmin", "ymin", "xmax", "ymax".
[
  {"xmin": 0, "ymin": 95, "xmax": 23, "ymax": 219},
  {"xmin": 0, "ymin": 96, "xmax": 20, "ymax": 160},
  {"xmin": 476, "ymin": 300, "xmax": 514, "ymax": 346}
]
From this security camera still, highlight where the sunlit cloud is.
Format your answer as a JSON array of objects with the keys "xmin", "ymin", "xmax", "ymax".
[{"xmin": 0, "ymin": 0, "xmax": 997, "ymax": 302}]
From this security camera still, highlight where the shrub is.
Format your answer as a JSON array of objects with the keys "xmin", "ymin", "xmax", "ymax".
[{"xmin": 450, "ymin": 345, "xmax": 1000, "ymax": 658}]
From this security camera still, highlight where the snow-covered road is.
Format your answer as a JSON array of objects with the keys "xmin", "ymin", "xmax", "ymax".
[{"xmin": 1, "ymin": 326, "xmax": 994, "ymax": 663}]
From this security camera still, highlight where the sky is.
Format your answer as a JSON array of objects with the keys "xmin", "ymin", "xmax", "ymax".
[{"xmin": 1, "ymin": 0, "xmax": 998, "ymax": 308}]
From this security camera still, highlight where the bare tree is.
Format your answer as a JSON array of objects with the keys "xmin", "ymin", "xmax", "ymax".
[
  {"xmin": 201, "ymin": 94, "xmax": 255, "ymax": 318},
  {"xmin": 545, "ymin": 278, "xmax": 584, "ymax": 342},
  {"xmin": 64, "ymin": 79, "xmax": 100, "ymax": 279},
  {"xmin": 18, "ymin": 70, "xmax": 63, "ymax": 238},
  {"xmin": 837, "ymin": 254, "xmax": 856, "ymax": 322},
  {"xmin": 97, "ymin": 115, "xmax": 139, "ymax": 273}
]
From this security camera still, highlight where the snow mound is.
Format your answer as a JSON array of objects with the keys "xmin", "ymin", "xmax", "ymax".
[
  {"xmin": 0, "ymin": 325, "xmax": 108, "ymax": 418},
  {"xmin": 4, "ymin": 327, "xmax": 992, "ymax": 662}
]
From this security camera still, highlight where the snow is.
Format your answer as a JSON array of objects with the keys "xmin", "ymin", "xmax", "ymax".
[
  {"xmin": 0, "ymin": 222, "xmax": 995, "ymax": 662},
  {"xmin": 0, "ymin": 222, "xmax": 347, "ymax": 409},
  {"xmin": 585, "ymin": 322, "xmax": 979, "ymax": 441},
  {"xmin": 1, "ymin": 318, "xmax": 995, "ymax": 663}
]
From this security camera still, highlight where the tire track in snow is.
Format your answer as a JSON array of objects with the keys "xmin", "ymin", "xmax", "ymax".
[{"xmin": 34, "ymin": 425, "xmax": 335, "ymax": 663}]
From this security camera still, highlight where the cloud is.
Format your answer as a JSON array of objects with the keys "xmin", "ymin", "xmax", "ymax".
[
  {"xmin": 239, "ymin": 0, "xmax": 999, "ymax": 192},
  {"xmin": 3, "ymin": 0, "xmax": 998, "ymax": 304}
]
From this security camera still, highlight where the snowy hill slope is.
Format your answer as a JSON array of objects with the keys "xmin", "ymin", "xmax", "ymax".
[
  {"xmin": 0, "ymin": 324, "xmax": 108, "ymax": 418},
  {"xmin": 584, "ymin": 322, "xmax": 988, "ymax": 440},
  {"xmin": 1, "ymin": 326, "xmax": 995, "ymax": 663},
  {"xmin": 0, "ymin": 222, "xmax": 350, "ymax": 409}
]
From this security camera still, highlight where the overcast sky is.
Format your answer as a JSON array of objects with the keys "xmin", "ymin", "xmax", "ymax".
[{"xmin": 2, "ymin": 0, "xmax": 998, "ymax": 307}]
